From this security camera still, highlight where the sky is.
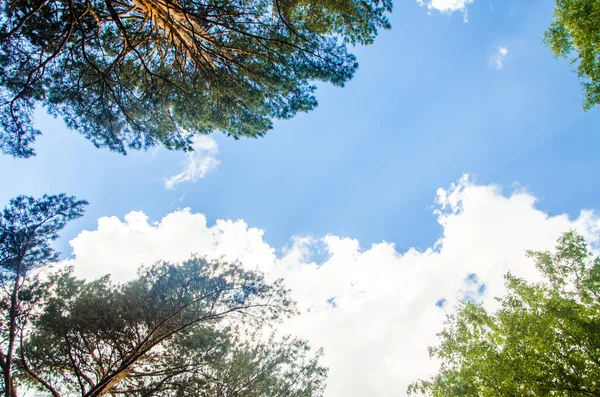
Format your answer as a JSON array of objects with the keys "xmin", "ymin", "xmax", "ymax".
[{"xmin": 2, "ymin": 0, "xmax": 600, "ymax": 395}]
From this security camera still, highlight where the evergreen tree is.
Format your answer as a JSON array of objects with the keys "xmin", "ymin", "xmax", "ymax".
[
  {"xmin": 23, "ymin": 260, "xmax": 327, "ymax": 396},
  {"xmin": 0, "ymin": 194, "xmax": 327, "ymax": 396},
  {"xmin": 0, "ymin": 194, "xmax": 88, "ymax": 396},
  {"xmin": 0, "ymin": 0, "xmax": 392, "ymax": 157}
]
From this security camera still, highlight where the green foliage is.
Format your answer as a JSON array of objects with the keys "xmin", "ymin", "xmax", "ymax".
[
  {"xmin": 408, "ymin": 232, "xmax": 600, "ymax": 397},
  {"xmin": 0, "ymin": 194, "xmax": 88, "ymax": 397},
  {"xmin": 0, "ymin": 194, "xmax": 88, "ymax": 275},
  {"xmin": 22, "ymin": 259, "xmax": 327, "ymax": 396},
  {"xmin": 544, "ymin": 0, "xmax": 600, "ymax": 110},
  {"xmin": 0, "ymin": 195, "xmax": 327, "ymax": 396},
  {"xmin": 0, "ymin": 0, "xmax": 393, "ymax": 157}
]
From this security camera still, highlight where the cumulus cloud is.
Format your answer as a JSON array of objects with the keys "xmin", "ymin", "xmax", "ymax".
[
  {"xmin": 492, "ymin": 47, "xmax": 509, "ymax": 70},
  {"xmin": 417, "ymin": 0, "xmax": 474, "ymax": 20},
  {"xmin": 164, "ymin": 135, "xmax": 220, "ymax": 189},
  {"xmin": 66, "ymin": 210, "xmax": 275, "ymax": 281},
  {"xmin": 63, "ymin": 175, "xmax": 600, "ymax": 396}
]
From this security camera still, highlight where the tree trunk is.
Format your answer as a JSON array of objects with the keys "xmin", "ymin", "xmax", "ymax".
[{"xmin": 5, "ymin": 267, "xmax": 22, "ymax": 397}]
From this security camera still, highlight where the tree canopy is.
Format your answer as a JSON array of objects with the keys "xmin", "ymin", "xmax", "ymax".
[
  {"xmin": 545, "ymin": 0, "xmax": 600, "ymax": 110},
  {"xmin": 0, "ymin": 194, "xmax": 327, "ymax": 397},
  {"xmin": 0, "ymin": 0, "xmax": 393, "ymax": 157},
  {"xmin": 408, "ymin": 231, "xmax": 600, "ymax": 397},
  {"xmin": 23, "ymin": 260, "xmax": 327, "ymax": 396},
  {"xmin": 0, "ymin": 194, "xmax": 88, "ymax": 396}
]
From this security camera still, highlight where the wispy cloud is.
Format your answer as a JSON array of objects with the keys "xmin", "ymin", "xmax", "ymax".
[
  {"xmin": 417, "ymin": 0, "xmax": 475, "ymax": 21},
  {"xmin": 164, "ymin": 135, "xmax": 220, "ymax": 189},
  {"xmin": 492, "ymin": 47, "xmax": 509, "ymax": 70}
]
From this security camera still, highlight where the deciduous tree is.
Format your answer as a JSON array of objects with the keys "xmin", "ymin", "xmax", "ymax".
[
  {"xmin": 545, "ymin": 0, "xmax": 600, "ymax": 110},
  {"xmin": 409, "ymin": 232, "xmax": 600, "ymax": 397}
]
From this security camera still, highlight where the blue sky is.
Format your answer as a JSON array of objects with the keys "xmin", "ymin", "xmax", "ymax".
[
  {"xmin": 3, "ymin": 0, "xmax": 600, "ymax": 394},
  {"xmin": 4, "ymin": 0, "xmax": 598, "ymax": 256},
  {"xmin": 2, "ymin": 0, "xmax": 599, "ymax": 254}
]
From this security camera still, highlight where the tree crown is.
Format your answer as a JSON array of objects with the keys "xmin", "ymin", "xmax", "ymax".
[
  {"xmin": 409, "ymin": 231, "xmax": 600, "ymax": 397},
  {"xmin": 544, "ymin": 0, "xmax": 600, "ymax": 110},
  {"xmin": 0, "ymin": 0, "xmax": 393, "ymax": 157}
]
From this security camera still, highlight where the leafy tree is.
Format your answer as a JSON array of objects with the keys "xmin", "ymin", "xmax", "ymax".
[
  {"xmin": 0, "ymin": 195, "xmax": 326, "ymax": 396},
  {"xmin": 545, "ymin": 0, "xmax": 600, "ymax": 110},
  {"xmin": 408, "ymin": 232, "xmax": 600, "ymax": 397},
  {"xmin": 21, "ymin": 259, "xmax": 327, "ymax": 396},
  {"xmin": 0, "ymin": 194, "xmax": 88, "ymax": 397},
  {"xmin": 0, "ymin": 0, "xmax": 393, "ymax": 158}
]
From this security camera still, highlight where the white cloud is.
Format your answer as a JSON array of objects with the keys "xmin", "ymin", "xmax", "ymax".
[
  {"xmin": 164, "ymin": 135, "xmax": 220, "ymax": 189},
  {"xmin": 63, "ymin": 175, "xmax": 600, "ymax": 396},
  {"xmin": 417, "ymin": 0, "xmax": 474, "ymax": 20},
  {"xmin": 65, "ymin": 210, "xmax": 275, "ymax": 281},
  {"xmin": 492, "ymin": 47, "xmax": 509, "ymax": 70}
]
